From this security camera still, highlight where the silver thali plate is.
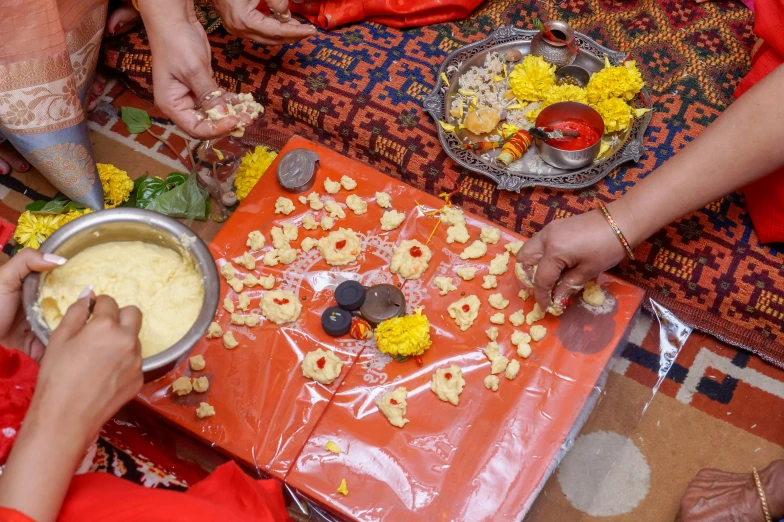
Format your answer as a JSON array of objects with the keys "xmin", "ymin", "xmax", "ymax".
[{"xmin": 422, "ymin": 26, "xmax": 653, "ymax": 191}]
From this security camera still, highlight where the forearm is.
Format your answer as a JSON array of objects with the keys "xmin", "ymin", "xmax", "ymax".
[
  {"xmin": 0, "ymin": 397, "xmax": 91, "ymax": 522},
  {"xmin": 609, "ymin": 64, "xmax": 784, "ymax": 246},
  {"xmin": 136, "ymin": 0, "xmax": 196, "ymax": 28}
]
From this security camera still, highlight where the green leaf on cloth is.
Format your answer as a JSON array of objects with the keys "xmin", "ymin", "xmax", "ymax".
[
  {"xmin": 121, "ymin": 106, "xmax": 151, "ymax": 134},
  {"xmin": 145, "ymin": 174, "xmax": 209, "ymax": 221}
]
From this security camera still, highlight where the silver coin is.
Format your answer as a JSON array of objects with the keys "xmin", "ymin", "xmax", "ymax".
[{"xmin": 276, "ymin": 149, "xmax": 319, "ymax": 193}]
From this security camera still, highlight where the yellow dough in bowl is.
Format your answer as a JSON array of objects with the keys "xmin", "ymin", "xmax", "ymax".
[{"xmin": 38, "ymin": 241, "xmax": 204, "ymax": 358}]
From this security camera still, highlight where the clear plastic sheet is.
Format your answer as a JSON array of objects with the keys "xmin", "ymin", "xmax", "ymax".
[{"xmin": 136, "ymin": 136, "xmax": 686, "ymax": 521}]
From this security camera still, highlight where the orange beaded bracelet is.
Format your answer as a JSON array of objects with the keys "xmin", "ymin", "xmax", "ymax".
[{"xmin": 598, "ymin": 201, "xmax": 635, "ymax": 261}]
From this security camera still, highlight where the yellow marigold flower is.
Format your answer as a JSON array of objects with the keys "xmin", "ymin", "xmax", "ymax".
[
  {"xmin": 58, "ymin": 208, "xmax": 92, "ymax": 226},
  {"xmin": 585, "ymin": 57, "xmax": 645, "ymax": 104},
  {"xmin": 374, "ymin": 308, "xmax": 432, "ymax": 358},
  {"xmin": 526, "ymin": 84, "xmax": 589, "ymax": 121},
  {"xmin": 97, "ymin": 163, "xmax": 133, "ymax": 208},
  {"xmin": 234, "ymin": 146, "xmax": 277, "ymax": 201},
  {"xmin": 14, "ymin": 211, "xmax": 61, "ymax": 249},
  {"xmin": 592, "ymin": 97, "xmax": 634, "ymax": 133},
  {"xmin": 508, "ymin": 55, "xmax": 556, "ymax": 102}
]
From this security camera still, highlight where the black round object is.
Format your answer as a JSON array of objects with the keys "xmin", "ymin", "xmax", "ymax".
[
  {"xmin": 321, "ymin": 306, "xmax": 352, "ymax": 337},
  {"xmin": 335, "ymin": 280, "xmax": 366, "ymax": 311}
]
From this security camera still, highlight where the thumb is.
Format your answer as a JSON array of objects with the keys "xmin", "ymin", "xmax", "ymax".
[
  {"xmin": 0, "ymin": 249, "xmax": 66, "ymax": 294},
  {"xmin": 182, "ymin": 68, "xmax": 225, "ymax": 112},
  {"xmin": 551, "ymin": 265, "xmax": 595, "ymax": 312},
  {"xmin": 49, "ymin": 288, "xmax": 94, "ymax": 343}
]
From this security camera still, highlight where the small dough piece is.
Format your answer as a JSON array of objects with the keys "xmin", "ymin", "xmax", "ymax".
[
  {"xmin": 456, "ymin": 267, "xmax": 477, "ymax": 281},
  {"xmin": 486, "ymin": 326, "xmax": 499, "ymax": 341},
  {"xmin": 484, "ymin": 341, "xmax": 500, "ymax": 361},
  {"xmin": 482, "ymin": 275, "xmax": 497, "ymax": 289},
  {"xmin": 511, "ymin": 331, "xmax": 532, "ymax": 346},
  {"xmin": 246, "ymin": 231, "xmax": 265, "ymax": 251},
  {"xmin": 446, "ymin": 223, "xmax": 470, "ymax": 244},
  {"xmin": 505, "ymin": 359, "xmax": 521, "ymax": 379},
  {"xmin": 509, "ymin": 310, "xmax": 525, "ymax": 327},
  {"xmin": 245, "ymin": 312, "xmax": 260, "ymax": 327},
  {"xmin": 189, "ymin": 355, "xmax": 206, "ymax": 371},
  {"xmin": 298, "ymin": 195, "xmax": 307, "ymax": 205},
  {"xmin": 324, "ymin": 177, "xmax": 341, "ymax": 194},
  {"xmin": 276, "ymin": 246, "xmax": 297, "ymax": 265},
  {"xmin": 489, "ymin": 251, "xmax": 510, "ymax": 276},
  {"xmin": 380, "ymin": 210, "xmax": 406, "ymax": 231},
  {"xmin": 262, "ymin": 250, "xmax": 279, "ymax": 267},
  {"xmin": 223, "ymin": 298, "xmax": 234, "ymax": 313},
  {"xmin": 261, "ymin": 290, "xmax": 302, "ymax": 324},
  {"xmin": 530, "ymin": 325, "xmax": 547, "ymax": 342},
  {"xmin": 430, "ymin": 365, "xmax": 465, "ymax": 405},
  {"xmin": 346, "ymin": 194, "xmax": 367, "ymax": 215},
  {"xmin": 320, "ymin": 215, "xmax": 335, "ymax": 231},
  {"xmin": 243, "ymin": 274, "xmax": 259, "ymax": 288},
  {"xmin": 376, "ymin": 387, "xmax": 409, "ymax": 428},
  {"xmin": 259, "ymin": 274, "xmax": 275, "ymax": 289},
  {"xmin": 193, "ymin": 376, "xmax": 209, "ymax": 393},
  {"xmin": 390, "ymin": 239, "xmax": 432, "ymax": 280},
  {"xmin": 517, "ymin": 343, "xmax": 532, "ymax": 358},
  {"xmin": 302, "ymin": 214, "xmax": 319, "ymax": 230},
  {"xmin": 319, "ymin": 228, "xmax": 362, "ymax": 266},
  {"xmin": 325, "ymin": 200, "xmax": 346, "ymax": 219},
  {"xmin": 488, "ymin": 293, "xmax": 510, "ymax": 310},
  {"xmin": 440, "ymin": 206, "xmax": 465, "ymax": 226},
  {"xmin": 375, "ymin": 192, "xmax": 392, "ymax": 208},
  {"xmin": 231, "ymin": 313, "xmax": 246, "ymax": 326},
  {"xmin": 460, "ymin": 240, "xmax": 487, "ymax": 260},
  {"xmin": 518, "ymin": 289, "xmax": 530, "ymax": 300},
  {"xmin": 227, "ymin": 278, "xmax": 243, "ymax": 293},
  {"xmin": 583, "ymin": 281, "xmax": 606, "ymax": 307},
  {"xmin": 480, "ymin": 227, "xmax": 501, "ymax": 244},
  {"xmin": 282, "ymin": 222, "xmax": 298, "ymax": 241},
  {"xmin": 271, "ymin": 227, "xmax": 290, "ymax": 249},
  {"xmin": 491, "ymin": 355, "xmax": 509, "ymax": 374},
  {"xmin": 234, "ymin": 252, "xmax": 256, "ymax": 270},
  {"xmin": 196, "ymin": 402, "xmax": 215, "ymax": 419},
  {"xmin": 484, "ymin": 375, "xmax": 500, "ymax": 391},
  {"xmin": 340, "ymin": 175, "xmax": 357, "ymax": 190},
  {"xmin": 206, "ymin": 321, "xmax": 223, "ymax": 338},
  {"xmin": 526, "ymin": 303, "xmax": 546, "ymax": 325},
  {"xmin": 223, "ymin": 331, "xmax": 239, "ymax": 349},
  {"xmin": 238, "ymin": 292, "xmax": 251, "ymax": 311},
  {"xmin": 433, "ymin": 276, "xmax": 457, "ymax": 296},
  {"xmin": 447, "ymin": 295, "xmax": 480, "ymax": 331},
  {"xmin": 275, "ymin": 197, "xmax": 295, "ymax": 215},
  {"xmin": 505, "ymin": 241, "xmax": 523, "ymax": 255},
  {"xmin": 489, "ymin": 313, "xmax": 505, "ymax": 325},
  {"xmin": 171, "ymin": 377, "xmax": 192, "ymax": 396},
  {"xmin": 301, "ymin": 348, "xmax": 343, "ymax": 384},
  {"xmin": 307, "ymin": 191, "xmax": 324, "ymax": 210},
  {"xmin": 220, "ymin": 263, "xmax": 236, "ymax": 280},
  {"xmin": 301, "ymin": 237, "xmax": 319, "ymax": 252}
]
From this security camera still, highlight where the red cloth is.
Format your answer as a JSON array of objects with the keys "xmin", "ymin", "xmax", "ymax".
[
  {"xmin": 258, "ymin": 0, "xmax": 484, "ymax": 29},
  {"xmin": 734, "ymin": 0, "xmax": 784, "ymax": 243},
  {"xmin": 0, "ymin": 347, "xmax": 38, "ymax": 466},
  {"xmin": 0, "ymin": 508, "xmax": 35, "ymax": 522}
]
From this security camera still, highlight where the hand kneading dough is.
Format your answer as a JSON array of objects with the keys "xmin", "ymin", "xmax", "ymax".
[
  {"xmin": 390, "ymin": 239, "xmax": 432, "ymax": 280},
  {"xmin": 376, "ymin": 387, "xmax": 409, "ymax": 428},
  {"xmin": 196, "ymin": 402, "xmax": 215, "ymax": 418},
  {"xmin": 448, "ymin": 295, "xmax": 480, "ymax": 331},
  {"xmin": 456, "ymin": 266, "xmax": 477, "ymax": 280},
  {"xmin": 261, "ymin": 290, "xmax": 302, "ymax": 324},
  {"xmin": 318, "ymin": 228, "xmax": 361, "ymax": 266},
  {"xmin": 380, "ymin": 210, "xmax": 406, "ymax": 231},
  {"xmin": 431, "ymin": 365, "xmax": 465, "ymax": 405},
  {"xmin": 274, "ymin": 197, "xmax": 295, "ymax": 215},
  {"xmin": 583, "ymin": 281, "xmax": 606, "ymax": 306},
  {"xmin": 302, "ymin": 348, "xmax": 343, "ymax": 384},
  {"xmin": 484, "ymin": 375, "xmax": 499, "ymax": 391},
  {"xmin": 324, "ymin": 177, "xmax": 341, "ymax": 194},
  {"xmin": 340, "ymin": 175, "xmax": 357, "ymax": 190},
  {"xmin": 346, "ymin": 194, "xmax": 367, "ymax": 215},
  {"xmin": 480, "ymin": 227, "xmax": 501, "ymax": 244},
  {"xmin": 433, "ymin": 276, "xmax": 457, "ymax": 295},
  {"xmin": 460, "ymin": 240, "xmax": 487, "ymax": 260},
  {"xmin": 39, "ymin": 241, "xmax": 203, "ymax": 359},
  {"xmin": 375, "ymin": 192, "xmax": 392, "ymax": 208}
]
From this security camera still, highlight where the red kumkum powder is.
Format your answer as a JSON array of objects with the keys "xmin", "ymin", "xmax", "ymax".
[
  {"xmin": 317, "ymin": 357, "xmax": 326, "ymax": 369},
  {"xmin": 445, "ymin": 372, "xmax": 453, "ymax": 380},
  {"xmin": 335, "ymin": 239, "xmax": 346, "ymax": 250},
  {"xmin": 409, "ymin": 246, "xmax": 422, "ymax": 257},
  {"xmin": 273, "ymin": 298, "xmax": 289, "ymax": 305}
]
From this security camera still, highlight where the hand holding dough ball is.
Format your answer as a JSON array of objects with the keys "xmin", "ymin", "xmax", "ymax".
[
  {"xmin": 376, "ymin": 387, "xmax": 409, "ymax": 428},
  {"xmin": 430, "ymin": 365, "xmax": 465, "ymax": 405},
  {"xmin": 526, "ymin": 303, "xmax": 545, "ymax": 325},
  {"xmin": 302, "ymin": 349, "xmax": 343, "ymax": 384},
  {"xmin": 302, "ymin": 214, "xmax": 319, "ymax": 230}
]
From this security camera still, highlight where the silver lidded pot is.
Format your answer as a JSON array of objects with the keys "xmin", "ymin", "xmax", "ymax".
[{"xmin": 530, "ymin": 20, "xmax": 577, "ymax": 67}]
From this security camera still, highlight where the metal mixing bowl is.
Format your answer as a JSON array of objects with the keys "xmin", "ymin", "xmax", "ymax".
[
  {"xmin": 22, "ymin": 208, "xmax": 219, "ymax": 381},
  {"xmin": 534, "ymin": 102, "xmax": 605, "ymax": 170}
]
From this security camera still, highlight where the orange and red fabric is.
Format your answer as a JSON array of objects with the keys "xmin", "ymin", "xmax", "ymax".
[
  {"xmin": 735, "ymin": 0, "xmax": 784, "ymax": 244},
  {"xmin": 257, "ymin": 0, "xmax": 485, "ymax": 29}
]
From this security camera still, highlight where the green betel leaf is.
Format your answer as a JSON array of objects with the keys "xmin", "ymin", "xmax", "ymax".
[
  {"xmin": 135, "ymin": 177, "xmax": 168, "ymax": 209},
  {"xmin": 165, "ymin": 172, "xmax": 188, "ymax": 188},
  {"xmin": 121, "ymin": 106, "xmax": 151, "ymax": 134},
  {"xmin": 25, "ymin": 200, "xmax": 48, "ymax": 212},
  {"xmin": 120, "ymin": 174, "xmax": 148, "ymax": 208}
]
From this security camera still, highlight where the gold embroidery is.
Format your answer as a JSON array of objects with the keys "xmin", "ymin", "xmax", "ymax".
[
  {"xmin": 28, "ymin": 143, "xmax": 96, "ymax": 198},
  {"xmin": 65, "ymin": 4, "xmax": 107, "ymax": 56},
  {"xmin": 0, "ymin": 75, "xmax": 83, "ymax": 135},
  {"xmin": 0, "ymin": 50, "xmax": 72, "ymax": 92}
]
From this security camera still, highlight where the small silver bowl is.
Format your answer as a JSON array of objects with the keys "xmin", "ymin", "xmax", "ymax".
[
  {"xmin": 556, "ymin": 65, "xmax": 591, "ymax": 88},
  {"xmin": 22, "ymin": 208, "xmax": 219, "ymax": 381},
  {"xmin": 534, "ymin": 102, "xmax": 604, "ymax": 170}
]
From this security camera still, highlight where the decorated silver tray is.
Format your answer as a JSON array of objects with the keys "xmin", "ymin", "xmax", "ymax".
[{"xmin": 422, "ymin": 26, "xmax": 653, "ymax": 191}]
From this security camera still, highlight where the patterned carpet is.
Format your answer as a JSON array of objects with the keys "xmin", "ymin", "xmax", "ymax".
[{"xmin": 96, "ymin": 0, "xmax": 784, "ymax": 364}]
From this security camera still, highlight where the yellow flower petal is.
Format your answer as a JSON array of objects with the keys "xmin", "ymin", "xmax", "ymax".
[
  {"xmin": 325, "ymin": 441, "xmax": 343, "ymax": 454},
  {"xmin": 234, "ymin": 146, "xmax": 277, "ymax": 201},
  {"xmin": 375, "ymin": 308, "xmax": 432, "ymax": 358},
  {"xmin": 440, "ymin": 72, "xmax": 450, "ymax": 87},
  {"xmin": 14, "ymin": 211, "xmax": 61, "ymax": 250},
  {"xmin": 212, "ymin": 147, "xmax": 225, "ymax": 160},
  {"xmin": 438, "ymin": 121, "xmax": 456, "ymax": 132},
  {"xmin": 337, "ymin": 478, "xmax": 349, "ymax": 496},
  {"xmin": 458, "ymin": 89, "xmax": 476, "ymax": 97},
  {"xmin": 97, "ymin": 163, "xmax": 133, "ymax": 209}
]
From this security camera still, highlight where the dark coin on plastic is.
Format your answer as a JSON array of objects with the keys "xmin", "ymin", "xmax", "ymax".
[
  {"xmin": 360, "ymin": 284, "xmax": 406, "ymax": 327},
  {"xmin": 321, "ymin": 306, "xmax": 352, "ymax": 337},
  {"xmin": 277, "ymin": 148, "xmax": 319, "ymax": 193},
  {"xmin": 335, "ymin": 280, "xmax": 366, "ymax": 311}
]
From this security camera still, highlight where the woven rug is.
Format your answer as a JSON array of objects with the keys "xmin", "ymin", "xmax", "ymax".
[{"xmin": 97, "ymin": 0, "xmax": 784, "ymax": 364}]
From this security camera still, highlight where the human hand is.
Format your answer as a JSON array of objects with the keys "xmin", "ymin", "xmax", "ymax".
[
  {"xmin": 213, "ymin": 0, "xmax": 317, "ymax": 45},
  {"xmin": 677, "ymin": 461, "xmax": 784, "ymax": 521},
  {"xmin": 35, "ymin": 293, "xmax": 143, "ymax": 446},
  {"xmin": 0, "ymin": 249, "xmax": 66, "ymax": 360},
  {"xmin": 516, "ymin": 209, "xmax": 626, "ymax": 310}
]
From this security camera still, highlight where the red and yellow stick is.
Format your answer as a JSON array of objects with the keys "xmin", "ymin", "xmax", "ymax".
[{"xmin": 497, "ymin": 130, "xmax": 532, "ymax": 166}]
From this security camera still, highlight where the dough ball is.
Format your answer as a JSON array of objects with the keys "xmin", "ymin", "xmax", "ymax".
[
  {"xmin": 206, "ymin": 322, "xmax": 223, "ymax": 338},
  {"xmin": 307, "ymin": 192, "xmax": 324, "ymax": 210},
  {"xmin": 517, "ymin": 343, "xmax": 532, "ymax": 358},
  {"xmin": 509, "ymin": 310, "xmax": 525, "ymax": 327},
  {"xmin": 518, "ymin": 289, "xmax": 530, "ymax": 300},
  {"xmin": 196, "ymin": 402, "xmax": 215, "ymax": 418},
  {"xmin": 171, "ymin": 377, "xmax": 192, "ymax": 396},
  {"xmin": 456, "ymin": 266, "xmax": 477, "ymax": 281},
  {"xmin": 262, "ymin": 250, "xmax": 279, "ymax": 267},
  {"xmin": 302, "ymin": 214, "xmax": 319, "ymax": 230},
  {"xmin": 324, "ymin": 177, "xmax": 341, "ymax": 194},
  {"xmin": 243, "ymin": 274, "xmax": 259, "ymax": 288},
  {"xmin": 261, "ymin": 290, "xmax": 302, "ymax": 324},
  {"xmin": 298, "ymin": 195, "xmax": 307, "ymax": 205},
  {"xmin": 484, "ymin": 375, "xmax": 500, "ymax": 391},
  {"xmin": 488, "ymin": 293, "xmax": 510, "ymax": 310},
  {"xmin": 486, "ymin": 327, "xmax": 499, "ymax": 341},
  {"xmin": 282, "ymin": 222, "xmax": 298, "ymax": 241},
  {"xmin": 526, "ymin": 303, "xmax": 545, "ymax": 325},
  {"xmin": 238, "ymin": 292, "xmax": 251, "ymax": 311},
  {"xmin": 302, "ymin": 348, "xmax": 343, "ymax": 384},
  {"xmin": 301, "ymin": 237, "xmax": 319, "ymax": 252},
  {"xmin": 446, "ymin": 223, "xmax": 470, "ymax": 244},
  {"xmin": 325, "ymin": 200, "xmax": 346, "ymax": 219},
  {"xmin": 505, "ymin": 359, "xmax": 521, "ymax": 379},
  {"xmin": 489, "ymin": 313, "xmax": 505, "ymax": 325},
  {"xmin": 480, "ymin": 227, "xmax": 501, "ymax": 244},
  {"xmin": 505, "ymin": 241, "xmax": 523, "ymax": 255},
  {"xmin": 271, "ymin": 226, "xmax": 291, "ymax": 249},
  {"xmin": 223, "ymin": 298, "xmax": 234, "ymax": 313},
  {"xmin": 193, "ymin": 376, "xmax": 209, "ymax": 393},
  {"xmin": 230, "ymin": 313, "xmax": 246, "ymax": 326},
  {"xmin": 233, "ymin": 252, "xmax": 256, "ymax": 270},
  {"xmin": 346, "ymin": 194, "xmax": 367, "ymax": 215},
  {"xmin": 246, "ymin": 231, "xmax": 265, "ymax": 251},
  {"xmin": 220, "ymin": 262, "xmax": 236, "ymax": 280},
  {"xmin": 274, "ymin": 197, "xmax": 295, "ymax": 215},
  {"xmin": 375, "ymin": 192, "xmax": 392, "ymax": 208},
  {"xmin": 440, "ymin": 206, "xmax": 465, "ymax": 226},
  {"xmin": 380, "ymin": 210, "xmax": 406, "ymax": 231},
  {"xmin": 189, "ymin": 355, "xmax": 206, "ymax": 371},
  {"xmin": 260, "ymin": 274, "xmax": 275, "ymax": 289},
  {"xmin": 340, "ymin": 175, "xmax": 357, "ymax": 190},
  {"xmin": 460, "ymin": 240, "xmax": 487, "ymax": 260},
  {"xmin": 583, "ymin": 281, "xmax": 606, "ymax": 307},
  {"xmin": 433, "ymin": 276, "xmax": 457, "ymax": 296},
  {"xmin": 511, "ymin": 331, "xmax": 531, "ymax": 346},
  {"xmin": 390, "ymin": 239, "xmax": 432, "ymax": 280},
  {"xmin": 447, "ymin": 295, "xmax": 480, "ymax": 331},
  {"xmin": 223, "ymin": 331, "xmax": 239, "ymax": 349},
  {"xmin": 376, "ymin": 387, "xmax": 409, "ymax": 428},
  {"xmin": 318, "ymin": 228, "xmax": 362, "ymax": 266},
  {"xmin": 488, "ymin": 251, "xmax": 510, "ymax": 276},
  {"xmin": 482, "ymin": 275, "xmax": 497, "ymax": 289},
  {"xmin": 430, "ymin": 365, "xmax": 465, "ymax": 405},
  {"xmin": 276, "ymin": 246, "xmax": 297, "ymax": 265},
  {"xmin": 320, "ymin": 215, "xmax": 335, "ymax": 231},
  {"xmin": 491, "ymin": 355, "xmax": 509, "ymax": 374},
  {"xmin": 227, "ymin": 278, "xmax": 243, "ymax": 293},
  {"xmin": 530, "ymin": 325, "xmax": 547, "ymax": 342}
]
